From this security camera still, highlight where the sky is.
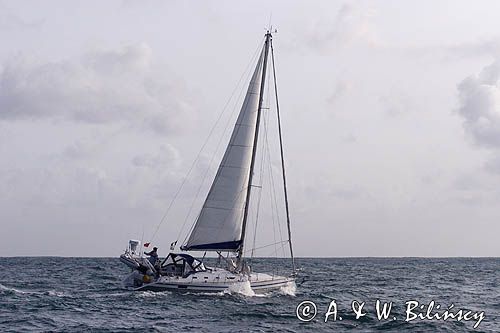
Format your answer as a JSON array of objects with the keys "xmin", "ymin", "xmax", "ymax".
[{"xmin": 1, "ymin": 0, "xmax": 500, "ymax": 257}]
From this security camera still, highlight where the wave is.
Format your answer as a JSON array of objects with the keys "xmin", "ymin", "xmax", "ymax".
[
  {"xmin": 2, "ymin": 257, "xmax": 497, "ymax": 332},
  {"xmin": 225, "ymin": 280, "xmax": 256, "ymax": 297},
  {"xmin": 279, "ymin": 281, "xmax": 296, "ymax": 296},
  {"xmin": 0, "ymin": 283, "xmax": 71, "ymax": 298},
  {"xmin": 136, "ymin": 290, "xmax": 171, "ymax": 298},
  {"xmin": 0, "ymin": 283, "xmax": 28, "ymax": 294},
  {"xmin": 182, "ymin": 281, "xmax": 296, "ymax": 298}
]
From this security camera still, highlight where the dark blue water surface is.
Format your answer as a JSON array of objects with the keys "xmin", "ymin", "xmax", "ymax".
[{"xmin": 0, "ymin": 257, "xmax": 498, "ymax": 332}]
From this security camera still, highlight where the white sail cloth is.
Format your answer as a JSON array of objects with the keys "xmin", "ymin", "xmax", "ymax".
[{"xmin": 183, "ymin": 48, "xmax": 265, "ymax": 251}]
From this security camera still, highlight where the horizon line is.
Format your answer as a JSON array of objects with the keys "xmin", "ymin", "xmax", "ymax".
[{"xmin": 0, "ymin": 255, "xmax": 498, "ymax": 259}]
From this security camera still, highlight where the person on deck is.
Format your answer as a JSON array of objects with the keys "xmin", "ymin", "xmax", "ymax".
[{"xmin": 144, "ymin": 247, "xmax": 159, "ymax": 266}]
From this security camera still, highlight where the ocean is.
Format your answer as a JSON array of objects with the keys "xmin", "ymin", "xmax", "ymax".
[{"xmin": 0, "ymin": 257, "xmax": 498, "ymax": 332}]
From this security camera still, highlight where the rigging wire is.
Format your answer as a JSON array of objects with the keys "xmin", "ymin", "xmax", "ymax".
[
  {"xmin": 249, "ymin": 47, "xmax": 275, "ymax": 259},
  {"xmin": 263, "ymin": 116, "xmax": 279, "ymax": 259},
  {"xmin": 271, "ymin": 38, "xmax": 296, "ymax": 271},
  {"xmin": 242, "ymin": 240, "xmax": 289, "ymax": 255},
  {"xmin": 263, "ymin": 109, "xmax": 286, "ymax": 258},
  {"xmin": 263, "ymin": 60, "xmax": 286, "ymax": 259},
  {"xmin": 248, "ymin": 44, "xmax": 293, "ymax": 263},
  {"xmin": 249, "ymin": 91, "xmax": 269, "ymax": 259},
  {"xmin": 248, "ymin": 41, "xmax": 287, "ymax": 261}
]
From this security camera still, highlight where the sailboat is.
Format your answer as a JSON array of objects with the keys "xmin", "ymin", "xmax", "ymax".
[{"xmin": 120, "ymin": 30, "xmax": 296, "ymax": 293}]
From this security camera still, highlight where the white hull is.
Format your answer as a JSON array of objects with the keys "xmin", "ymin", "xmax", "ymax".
[
  {"xmin": 123, "ymin": 263, "xmax": 294, "ymax": 293},
  {"xmin": 135, "ymin": 274, "xmax": 294, "ymax": 293}
]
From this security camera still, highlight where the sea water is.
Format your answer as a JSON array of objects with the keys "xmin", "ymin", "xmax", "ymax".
[{"xmin": 0, "ymin": 257, "xmax": 498, "ymax": 332}]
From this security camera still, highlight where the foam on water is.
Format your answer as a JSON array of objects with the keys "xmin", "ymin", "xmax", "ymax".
[
  {"xmin": 0, "ymin": 283, "xmax": 27, "ymax": 294},
  {"xmin": 136, "ymin": 290, "xmax": 171, "ymax": 298},
  {"xmin": 279, "ymin": 281, "xmax": 296, "ymax": 296},
  {"xmin": 45, "ymin": 290, "xmax": 72, "ymax": 297},
  {"xmin": 225, "ymin": 280, "xmax": 256, "ymax": 297},
  {"xmin": 0, "ymin": 283, "xmax": 72, "ymax": 298}
]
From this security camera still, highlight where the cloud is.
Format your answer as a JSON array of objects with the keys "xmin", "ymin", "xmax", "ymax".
[
  {"xmin": 449, "ymin": 172, "xmax": 500, "ymax": 206},
  {"xmin": 293, "ymin": 3, "xmax": 380, "ymax": 53},
  {"xmin": 445, "ymin": 38, "xmax": 500, "ymax": 60},
  {"xmin": 0, "ymin": 2, "xmax": 44, "ymax": 31},
  {"xmin": 457, "ymin": 59, "xmax": 500, "ymax": 174},
  {"xmin": 0, "ymin": 43, "xmax": 194, "ymax": 135},
  {"xmin": 329, "ymin": 187, "xmax": 366, "ymax": 200},
  {"xmin": 326, "ymin": 80, "xmax": 352, "ymax": 104},
  {"xmin": 132, "ymin": 144, "xmax": 180, "ymax": 169},
  {"xmin": 484, "ymin": 155, "xmax": 500, "ymax": 175},
  {"xmin": 61, "ymin": 141, "xmax": 96, "ymax": 160},
  {"xmin": 457, "ymin": 59, "xmax": 500, "ymax": 148},
  {"xmin": 378, "ymin": 94, "xmax": 415, "ymax": 117}
]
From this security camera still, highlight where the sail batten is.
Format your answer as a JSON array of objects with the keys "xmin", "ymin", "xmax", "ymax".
[{"xmin": 182, "ymin": 47, "xmax": 266, "ymax": 252}]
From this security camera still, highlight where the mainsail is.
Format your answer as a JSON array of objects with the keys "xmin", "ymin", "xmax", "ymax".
[{"xmin": 182, "ymin": 47, "xmax": 266, "ymax": 251}]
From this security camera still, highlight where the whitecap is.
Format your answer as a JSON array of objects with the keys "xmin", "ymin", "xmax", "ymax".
[
  {"xmin": 279, "ymin": 281, "xmax": 297, "ymax": 296},
  {"xmin": 0, "ymin": 283, "xmax": 27, "ymax": 294},
  {"xmin": 136, "ymin": 290, "xmax": 171, "ymax": 298},
  {"xmin": 223, "ymin": 281, "xmax": 267, "ymax": 297},
  {"xmin": 45, "ymin": 290, "xmax": 72, "ymax": 298}
]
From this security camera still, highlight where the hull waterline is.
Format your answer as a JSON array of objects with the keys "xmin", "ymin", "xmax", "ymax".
[{"xmin": 134, "ymin": 276, "xmax": 295, "ymax": 293}]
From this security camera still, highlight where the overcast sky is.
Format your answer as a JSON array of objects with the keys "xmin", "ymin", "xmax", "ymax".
[{"xmin": 1, "ymin": 0, "xmax": 500, "ymax": 257}]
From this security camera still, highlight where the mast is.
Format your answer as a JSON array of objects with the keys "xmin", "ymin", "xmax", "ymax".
[
  {"xmin": 238, "ymin": 31, "xmax": 272, "ymax": 260},
  {"xmin": 271, "ymin": 39, "xmax": 296, "ymax": 273}
]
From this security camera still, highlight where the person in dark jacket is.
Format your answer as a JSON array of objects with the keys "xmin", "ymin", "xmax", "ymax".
[{"xmin": 144, "ymin": 247, "xmax": 159, "ymax": 266}]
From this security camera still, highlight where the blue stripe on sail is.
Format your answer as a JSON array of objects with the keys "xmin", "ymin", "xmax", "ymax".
[{"xmin": 181, "ymin": 240, "xmax": 241, "ymax": 251}]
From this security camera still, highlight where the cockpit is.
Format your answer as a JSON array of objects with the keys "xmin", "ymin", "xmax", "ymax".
[{"xmin": 160, "ymin": 253, "xmax": 207, "ymax": 277}]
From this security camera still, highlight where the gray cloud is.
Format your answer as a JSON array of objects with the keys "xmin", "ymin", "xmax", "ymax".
[
  {"xmin": 449, "ymin": 172, "xmax": 500, "ymax": 206},
  {"xmin": 484, "ymin": 155, "xmax": 500, "ymax": 175},
  {"xmin": 132, "ymin": 144, "xmax": 181, "ymax": 169},
  {"xmin": 326, "ymin": 80, "xmax": 352, "ymax": 105},
  {"xmin": 378, "ymin": 94, "xmax": 415, "ymax": 118},
  {"xmin": 0, "ymin": 43, "xmax": 194, "ymax": 135},
  {"xmin": 445, "ymin": 38, "xmax": 500, "ymax": 60},
  {"xmin": 289, "ymin": 3, "xmax": 380, "ymax": 53},
  {"xmin": 457, "ymin": 60, "xmax": 500, "ymax": 147},
  {"xmin": 457, "ymin": 60, "xmax": 500, "ymax": 173},
  {"xmin": 0, "ymin": 2, "xmax": 44, "ymax": 31},
  {"xmin": 62, "ymin": 141, "xmax": 96, "ymax": 160}
]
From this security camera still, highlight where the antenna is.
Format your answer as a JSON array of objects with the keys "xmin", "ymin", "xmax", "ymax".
[
  {"xmin": 264, "ymin": 25, "xmax": 278, "ymax": 35},
  {"xmin": 266, "ymin": 13, "xmax": 277, "ymax": 34}
]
